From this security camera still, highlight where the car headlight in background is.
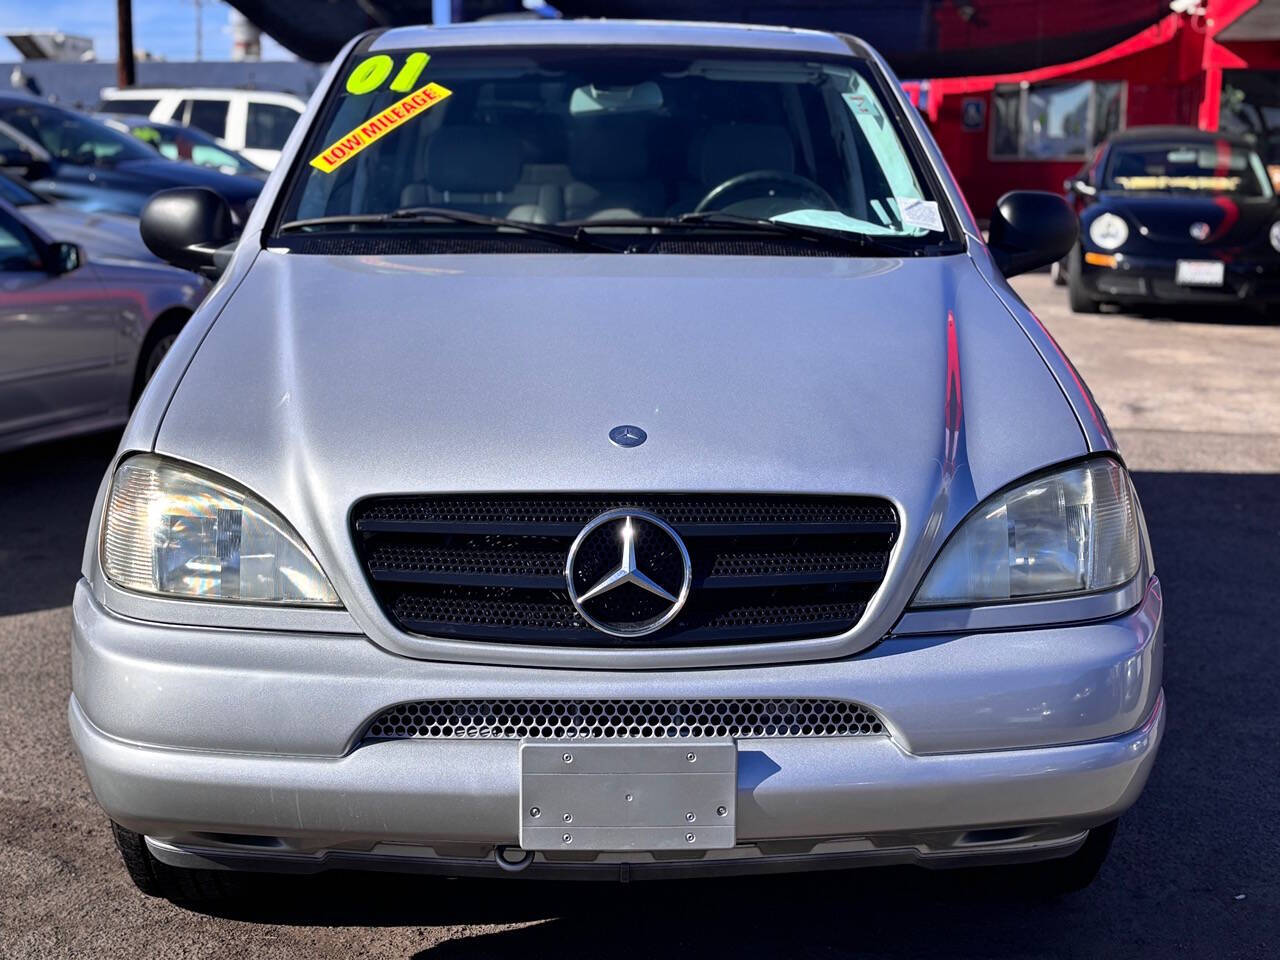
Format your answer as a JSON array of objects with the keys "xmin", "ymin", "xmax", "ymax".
[
  {"xmin": 912, "ymin": 458, "xmax": 1141, "ymax": 606},
  {"xmin": 1270, "ymin": 221, "xmax": 1280, "ymax": 253},
  {"xmin": 102, "ymin": 454, "xmax": 339, "ymax": 605},
  {"xmin": 1088, "ymin": 213, "xmax": 1129, "ymax": 250}
]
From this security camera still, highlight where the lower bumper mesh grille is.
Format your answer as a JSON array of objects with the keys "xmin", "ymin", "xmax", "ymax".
[{"xmin": 363, "ymin": 698, "xmax": 887, "ymax": 742}]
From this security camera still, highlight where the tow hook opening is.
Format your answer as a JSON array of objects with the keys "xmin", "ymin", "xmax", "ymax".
[{"xmin": 495, "ymin": 846, "xmax": 534, "ymax": 872}]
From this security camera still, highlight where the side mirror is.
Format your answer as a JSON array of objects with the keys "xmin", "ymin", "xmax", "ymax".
[
  {"xmin": 45, "ymin": 241, "xmax": 82, "ymax": 275},
  {"xmin": 0, "ymin": 147, "xmax": 51, "ymax": 182},
  {"xmin": 1065, "ymin": 177, "xmax": 1097, "ymax": 197},
  {"xmin": 140, "ymin": 187, "xmax": 234, "ymax": 275},
  {"xmin": 987, "ymin": 191, "xmax": 1078, "ymax": 278}
]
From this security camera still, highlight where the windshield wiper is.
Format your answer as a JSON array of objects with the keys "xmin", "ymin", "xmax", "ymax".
[
  {"xmin": 682, "ymin": 212, "xmax": 925, "ymax": 256},
  {"xmin": 566, "ymin": 212, "xmax": 944, "ymax": 256},
  {"xmin": 278, "ymin": 206, "xmax": 616, "ymax": 253}
]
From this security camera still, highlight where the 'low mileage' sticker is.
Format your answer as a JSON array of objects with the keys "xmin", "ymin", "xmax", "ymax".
[{"xmin": 310, "ymin": 81, "xmax": 452, "ymax": 174}]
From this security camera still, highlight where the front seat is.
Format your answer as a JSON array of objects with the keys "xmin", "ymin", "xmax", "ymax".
[
  {"xmin": 563, "ymin": 119, "xmax": 665, "ymax": 220},
  {"xmin": 401, "ymin": 125, "xmax": 562, "ymax": 223},
  {"xmin": 672, "ymin": 122, "xmax": 797, "ymax": 213}
]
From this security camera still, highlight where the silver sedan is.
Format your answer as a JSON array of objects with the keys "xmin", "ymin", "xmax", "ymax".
[{"xmin": 0, "ymin": 195, "xmax": 207, "ymax": 454}]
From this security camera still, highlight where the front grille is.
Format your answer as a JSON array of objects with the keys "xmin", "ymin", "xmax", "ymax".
[
  {"xmin": 363, "ymin": 698, "xmax": 886, "ymax": 742},
  {"xmin": 352, "ymin": 494, "xmax": 898, "ymax": 647}
]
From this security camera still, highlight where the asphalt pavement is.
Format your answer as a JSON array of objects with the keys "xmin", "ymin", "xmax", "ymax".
[{"xmin": 1, "ymin": 272, "xmax": 1276, "ymax": 958}]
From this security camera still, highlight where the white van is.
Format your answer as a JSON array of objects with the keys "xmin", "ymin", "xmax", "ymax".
[{"xmin": 97, "ymin": 87, "xmax": 306, "ymax": 170}]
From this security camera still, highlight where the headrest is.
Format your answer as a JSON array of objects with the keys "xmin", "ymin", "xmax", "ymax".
[
  {"xmin": 426, "ymin": 126, "xmax": 523, "ymax": 193},
  {"xmin": 695, "ymin": 123, "xmax": 795, "ymax": 185},
  {"xmin": 569, "ymin": 119, "xmax": 650, "ymax": 181}
]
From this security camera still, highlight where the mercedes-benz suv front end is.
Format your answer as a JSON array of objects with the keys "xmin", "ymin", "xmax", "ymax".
[{"xmin": 70, "ymin": 20, "xmax": 1163, "ymax": 902}]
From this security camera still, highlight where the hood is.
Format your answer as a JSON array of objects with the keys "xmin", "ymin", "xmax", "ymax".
[
  {"xmin": 114, "ymin": 157, "xmax": 264, "ymax": 201},
  {"xmin": 1099, "ymin": 192, "xmax": 1278, "ymax": 245},
  {"xmin": 21, "ymin": 203, "xmax": 156, "ymax": 263},
  {"xmin": 156, "ymin": 252, "xmax": 1087, "ymax": 627}
]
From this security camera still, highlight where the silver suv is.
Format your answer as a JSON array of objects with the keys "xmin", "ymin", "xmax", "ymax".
[{"xmin": 71, "ymin": 20, "xmax": 1163, "ymax": 902}]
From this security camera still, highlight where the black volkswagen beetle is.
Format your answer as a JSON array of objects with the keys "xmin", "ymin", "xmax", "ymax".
[{"xmin": 1062, "ymin": 126, "xmax": 1280, "ymax": 316}]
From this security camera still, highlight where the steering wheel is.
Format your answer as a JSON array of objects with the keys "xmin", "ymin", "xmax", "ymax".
[{"xmin": 693, "ymin": 169, "xmax": 838, "ymax": 215}]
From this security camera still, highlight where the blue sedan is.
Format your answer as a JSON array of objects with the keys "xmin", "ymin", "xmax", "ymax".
[{"xmin": 0, "ymin": 94, "xmax": 262, "ymax": 221}]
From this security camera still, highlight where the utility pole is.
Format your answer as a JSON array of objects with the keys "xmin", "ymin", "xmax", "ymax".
[
  {"xmin": 194, "ymin": 0, "xmax": 203, "ymax": 62},
  {"xmin": 116, "ymin": 0, "xmax": 135, "ymax": 87}
]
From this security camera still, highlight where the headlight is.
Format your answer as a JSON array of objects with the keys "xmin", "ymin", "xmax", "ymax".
[
  {"xmin": 102, "ymin": 454, "xmax": 340, "ymax": 605},
  {"xmin": 1088, "ymin": 213, "xmax": 1128, "ymax": 250},
  {"xmin": 912, "ymin": 458, "xmax": 1141, "ymax": 607},
  {"xmin": 1270, "ymin": 221, "xmax": 1280, "ymax": 253}
]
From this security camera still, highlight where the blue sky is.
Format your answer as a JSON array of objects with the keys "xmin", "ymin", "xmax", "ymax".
[{"xmin": 1, "ymin": 0, "xmax": 294, "ymax": 61}]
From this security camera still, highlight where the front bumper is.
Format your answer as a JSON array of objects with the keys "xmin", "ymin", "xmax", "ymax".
[
  {"xmin": 70, "ymin": 577, "xmax": 1164, "ymax": 876},
  {"xmin": 1080, "ymin": 251, "xmax": 1280, "ymax": 304}
]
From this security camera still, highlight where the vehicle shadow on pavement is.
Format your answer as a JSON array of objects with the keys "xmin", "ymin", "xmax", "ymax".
[
  {"xmin": 200, "ymin": 866, "xmax": 1096, "ymax": 958},
  {"xmin": 1104, "ymin": 302, "xmax": 1277, "ymax": 326},
  {"xmin": 178, "ymin": 470, "xmax": 1280, "ymax": 958},
  {"xmin": 0, "ymin": 431, "xmax": 120, "ymax": 617}
]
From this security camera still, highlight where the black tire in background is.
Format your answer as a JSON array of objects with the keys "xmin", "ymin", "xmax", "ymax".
[
  {"xmin": 1001, "ymin": 819, "xmax": 1118, "ymax": 898},
  {"xmin": 1067, "ymin": 245, "xmax": 1101, "ymax": 314}
]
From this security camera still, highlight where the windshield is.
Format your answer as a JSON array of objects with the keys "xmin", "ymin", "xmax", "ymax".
[
  {"xmin": 0, "ymin": 171, "xmax": 43, "ymax": 206},
  {"xmin": 1103, "ymin": 140, "xmax": 1274, "ymax": 197},
  {"xmin": 132, "ymin": 122, "xmax": 263, "ymax": 175},
  {"xmin": 275, "ymin": 44, "xmax": 954, "ymax": 249},
  {"xmin": 1, "ymin": 104, "xmax": 155, "ymax": 165},
  {"xmin": 160, "ymin": 137, "xmax": 259, "ymax": 175}
]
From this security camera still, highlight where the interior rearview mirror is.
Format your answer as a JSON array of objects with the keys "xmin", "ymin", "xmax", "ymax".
[
  {"xmin": 140, "ymin": 187, "xmax": 234, "ymax": 276},
  {"xmin": 987, "ymin": 191, "xmax": 1078, "ymax": 278}
]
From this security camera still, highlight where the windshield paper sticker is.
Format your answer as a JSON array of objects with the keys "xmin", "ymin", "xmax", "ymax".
[
  {"xmin": 897, "ymin": 197, "xmax": 943, "ymax": 232},
  {"xmin": 845, "ymin": 93, "xmax": 875, "ymax": 117},
  {"xmin": 310, "ymin": 82, "xmax": 452, "ymax": 173}
]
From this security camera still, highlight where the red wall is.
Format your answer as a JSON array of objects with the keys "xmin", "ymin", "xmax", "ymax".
[
  {"xmin": 918, "ymin": 2, "xmax": 1280, "ymax": 217},
  {"xmin": 922, "ymin": 15, "xmax": 1206, "ymax": 216}
]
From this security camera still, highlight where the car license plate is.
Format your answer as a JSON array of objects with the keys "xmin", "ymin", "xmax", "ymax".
[
  {"xmin": 1175, "ymin": 260, "xmax": 1225, "ymax": 286},
  {"xmin": 520, "ymin": 740, "xmax": 736, "ymax": 851}
]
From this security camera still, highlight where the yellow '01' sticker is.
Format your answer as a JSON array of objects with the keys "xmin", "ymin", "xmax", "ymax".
[{"xmin": 310, "ymin": 82, "xmax": 452, "ymax": 174}]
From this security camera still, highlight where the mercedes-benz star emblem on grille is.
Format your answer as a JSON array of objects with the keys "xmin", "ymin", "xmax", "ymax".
[
  {"xmin": 608, "ymin": 424, "xmax": 647, "ymax": 447},
  {"xmin": 565, "ymin": 508, "xmax": 692, "ymax": 637},
  {"xmin": 1189, "ymin": 221, "xmax": 1211, "ymax": 240}
]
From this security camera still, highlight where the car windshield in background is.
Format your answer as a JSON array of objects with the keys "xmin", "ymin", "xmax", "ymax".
[
  {"xmin": 157, "ymin": 136, "xmax": 260, "ymax": 175},
  {"xmin": 0, "ymin": 171, "xmax": 43, "ymax": 206},
  {"xmin": 1103, "ymin": 141, "xmax": 1274, "ymax": 197},
  {"xmin": 2, "ymin": 104, "xmax": 155, "ymax": 165},
  {"xmin": 277, "ymin": 45, "xmax": 954, "ymax": 250},
  {"xmin": 110, "ymin": 118, "xmax": 264, "ymax": 176}
]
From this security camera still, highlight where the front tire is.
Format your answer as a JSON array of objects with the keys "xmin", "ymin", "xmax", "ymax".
[
  {"xmin": 1007, "ymin": 819, "xmax": 1117, "ymax": 897},
  {"xmin": 111, "ymin": 821, "xmax": 248, "ymax": 904},
  {"xmin": 1067, "ymin": 245, "xmax": 1100, "ymax": 314}
]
